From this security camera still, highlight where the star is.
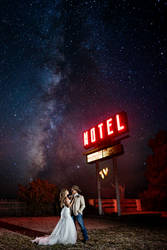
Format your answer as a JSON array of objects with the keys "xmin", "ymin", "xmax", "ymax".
[{"xmin": 0, "ymin": 0, "xmax": 167, "ymax": 198}]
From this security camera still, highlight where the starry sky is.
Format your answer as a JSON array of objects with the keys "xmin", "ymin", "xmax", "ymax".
[{"xmin": 0, "ymin": 0, "xmax": 167, "ymax": 198}]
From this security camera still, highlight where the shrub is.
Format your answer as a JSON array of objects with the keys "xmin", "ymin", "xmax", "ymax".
[
  {"xmin": 18, "ymin": 179, "xmax": 60, "ymax": 216},
  {"xmin": 140, "ymin": 131, "xmax": 167, "ymax": 211}
]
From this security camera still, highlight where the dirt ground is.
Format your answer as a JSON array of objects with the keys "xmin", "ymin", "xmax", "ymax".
[
  {"xmin": 0, "ymin": 216, "xmax": 112, "ymax": 234},
  {"xmin": 0, "ymin": 214, "xmax": 167, "ymax": 249}
]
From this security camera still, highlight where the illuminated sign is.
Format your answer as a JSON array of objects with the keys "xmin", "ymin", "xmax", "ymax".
[
  {"xmin": 86, "ymin": 144, "xmax": 123, "ymax": 163},
  {"xmin": 83, "ymin": 111, "xmax": 128, "ymax": 149},
  {"xmin": 99, "ymin": 168, "xmax": 109, "ymax": 179}
]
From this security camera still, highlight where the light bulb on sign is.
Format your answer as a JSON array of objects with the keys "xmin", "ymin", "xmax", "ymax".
[
  {"xmin": 99, "ymin": 170, "xmax": 104, "ymax": 179},
  {"xmin": 90, "ymin": 127, "xmax": 96, "ymax": 143},
  {"xmin": 83, "ymin": 131, "xmax": 89, "ymax": 147},
  {"xmin": 98, "ymin": 123, "xmax": 104, "ymax": 139}
]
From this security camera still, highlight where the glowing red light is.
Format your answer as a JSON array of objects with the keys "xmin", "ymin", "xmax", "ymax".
[
  {"xmin": 83, "ymin": 131, "xmax": 89, "ymax": 147},
  {"xmin": 90, "ymin": 127, "xmax": 96, "ymax": 143},
  {"xmin": 83, "ymin": 111, "xmax": 128, "ymax": 149},
  {"xmin": 116, "ymin": 114, "xmax": 125, "ymax": 131},
  {"xmin": 106, "ymin": 118, "xmax": 114, "ymax": 135},
  {"xmin": 98, "ymin": 123, "xmax": 104, "ymax": 139}
]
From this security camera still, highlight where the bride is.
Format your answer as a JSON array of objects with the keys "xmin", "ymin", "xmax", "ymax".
[{"xmin": 31, "ymin": 189, "xmax": 77, "ymax": 245}]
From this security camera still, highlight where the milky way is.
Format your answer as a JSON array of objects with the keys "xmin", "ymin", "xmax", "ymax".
[{"xmin": 0, "ymin": 0, "xmax": 167, "ymax": 198}]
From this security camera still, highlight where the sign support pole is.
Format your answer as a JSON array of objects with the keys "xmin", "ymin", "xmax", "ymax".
[
  {"xmin": 96, "ymin": 162, "xmax": 103, "ymax": 215},
  {"xmin": 113, "ymin": 157, "xmax": 121, "ymax": 216}
]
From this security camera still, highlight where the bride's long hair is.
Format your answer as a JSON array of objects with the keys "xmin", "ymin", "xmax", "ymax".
[{"xmin": 59, "ymin": 188, "xmax": 68, "ymax": 208}]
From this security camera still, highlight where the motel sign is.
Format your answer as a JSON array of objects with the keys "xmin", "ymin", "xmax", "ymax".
[
  {"xmin": 82, "ymin": 111, "xmax": 129, "ymax": 216},
  {"xmin": 83, "ymin": 111, "xmax": 128, "ymax": 149}
]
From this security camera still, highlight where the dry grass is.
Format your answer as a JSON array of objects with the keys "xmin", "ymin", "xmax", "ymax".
[{"xmin": 0, "ymin": 216, "xmax": 167, "ymax": 250}]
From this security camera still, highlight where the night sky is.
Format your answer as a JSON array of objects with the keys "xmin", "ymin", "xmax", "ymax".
[{"xmin": 0, "ymin": 0, "xmax": 167, "ymax": 198}]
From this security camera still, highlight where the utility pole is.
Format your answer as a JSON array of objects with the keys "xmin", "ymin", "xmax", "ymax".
[
  {"xmin": 113, "ymin": 157, "xmax": 121, "ymax": 216},
  {"xmin": 96, "ymin": 161, "xmax": 103, "ymax": 215}
]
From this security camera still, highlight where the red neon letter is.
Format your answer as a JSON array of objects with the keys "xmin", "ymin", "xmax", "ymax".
[
  {"xmin": 98, "ymin": 123, "xmax": 104, "ymax": 139},
  {"xmin": 83, "ymin": 131, "xmax": 89, "ymax": 146},
  {"xmin": 90, "ymin": 127, "xmax": 96, "ymax": 143},
  {"xmin": 116, "ymin": 114, "xmax": 125, "ymax": 132},
  {"xmin": 106, "ymin": 118, "xmax": 114, "ymax": 135}
]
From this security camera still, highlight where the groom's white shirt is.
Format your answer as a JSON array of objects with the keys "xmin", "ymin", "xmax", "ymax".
[{"xmin": 72, "ymin": 193, "xmax": 85, "ymax": 216}]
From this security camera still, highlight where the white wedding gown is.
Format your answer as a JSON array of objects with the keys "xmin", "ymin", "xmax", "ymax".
[{"xmin": 32, "ymin": 206, "xmax": 77, "ymax": 245}]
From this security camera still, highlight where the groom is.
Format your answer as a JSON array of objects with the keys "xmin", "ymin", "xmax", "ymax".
[{"xmin": 71, "ymin": 185, "xmax": 88, "ymax": 243}]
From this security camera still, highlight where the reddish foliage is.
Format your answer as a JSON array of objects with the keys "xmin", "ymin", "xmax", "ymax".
[
  {"xmin": 18, "ymin": 179, "xmax": 59, "ymax": 216},
  {"xmin": 141, "ymin": 131, "xmax": 167, "ymax": 210}
]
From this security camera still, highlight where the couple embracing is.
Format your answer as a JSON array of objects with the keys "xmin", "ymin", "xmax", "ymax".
[{"xmin": 31, "ymin": 185, "xmax": 88, "ymax": 245}]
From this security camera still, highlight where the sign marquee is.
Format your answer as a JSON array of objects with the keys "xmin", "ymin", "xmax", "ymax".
[
  {"xmin": 83, "ymin": 111, "xmax": 128, "ymax": 149},
  {"xmin": 86, "ymin": 144, "xmax": 124, "ymax": 163}
]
